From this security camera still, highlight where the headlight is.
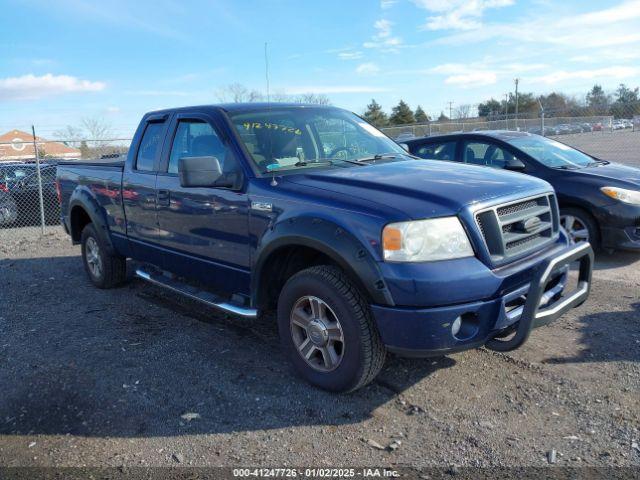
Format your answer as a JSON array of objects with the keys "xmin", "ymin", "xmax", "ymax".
[
  {"xmin": 382, "ymin": 217, "xmax": 474, "ymax": 262},
  {"xmin": 601, "ymin": 186, "xmax": 640, "ymax": 205}
]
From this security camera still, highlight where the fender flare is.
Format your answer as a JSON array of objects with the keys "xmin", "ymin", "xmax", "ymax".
[
  {"xmin": 252, "ymin": 216, "xmax": 394, "ymax": 307},
  {"xmin": 68, "ymin": 187, "xmax": 116, "ymax": 254}
]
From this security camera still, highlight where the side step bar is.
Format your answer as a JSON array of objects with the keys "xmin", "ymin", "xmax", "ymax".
[{"xmin": 135, "ymin": 268, "xmax": 257, "ymax": 318}]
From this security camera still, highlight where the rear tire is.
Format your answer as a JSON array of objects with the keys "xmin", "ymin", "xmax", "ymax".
[
  {"xmin": 81, "ymin": 223, "xmax": 127, "ymax": 289},
  {"xmin": 277, "ymin": 265, "xmax": 386, "ymax": 393}
]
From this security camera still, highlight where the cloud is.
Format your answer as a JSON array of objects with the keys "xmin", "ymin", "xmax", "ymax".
[
  {"xmin": 559, "ymin": 0, "xmax": 640, "ymax": 28},
  {"xmin": 0, "ymin": 73, "xmax": 105, "ymax": 100},
  {"xmin": 412, "ymin": 0, "xmax": 514, "ymax": 31},
  {"xmin": 338, "ymin": 51, "xmax": 364, "ymax": 60},
  {"xmin": 125, "ymin": 90, "xmax": 189, "ymax": 96},
  {"xmin": 381, "ymin": 0, "xmax": 398, "ymax": 9},
  {"xmin": 428, "ymin": 1, "xmax": 640, "ymax": 52},
  {"xmin": 528, "ymin": 66, "xmax": 640, "ymax": 86},
  {"xmin": 425, "ymin": 59, "xmax": 548, "ymax": 88},
  {"xmin": 285, "ymin": 85, "xmax": 389, "ymax": 95},
  {"xmin": 364, "ymin": 19, "xmax": 403, "ymax": 51},
  {"xmin": 356, "ymin": 63, "xmax": 381, "ymax": 75},
  {"xmin": 445, "ymin": 72, "xmax": 497, "ymax": 87}
]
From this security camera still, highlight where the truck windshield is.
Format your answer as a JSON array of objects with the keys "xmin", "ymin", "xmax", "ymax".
[
  {"xmin": 227, "ymin": 106, "xmax": 407, "ymax": 173},
  {"xmin": 507, "ymin": 136, "xmax": 594, "ymax": 169}
]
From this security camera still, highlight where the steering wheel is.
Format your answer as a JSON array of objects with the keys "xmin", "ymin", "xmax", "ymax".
[{"xmin": 329, "ymin": 146, "xmax": 351, "ymax": 160}]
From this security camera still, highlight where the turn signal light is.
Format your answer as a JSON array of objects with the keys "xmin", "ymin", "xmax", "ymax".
[{"xmin": 382, "ymin": 227, "xmax": 402, "ymax": 251}]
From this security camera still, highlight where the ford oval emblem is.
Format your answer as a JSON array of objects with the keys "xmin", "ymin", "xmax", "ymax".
[{"xmin": 522, "ymin": 216, "xmax": 542, "ymax": 233}]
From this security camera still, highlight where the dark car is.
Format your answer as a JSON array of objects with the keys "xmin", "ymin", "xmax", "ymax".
[
  {"xmin": 527, "ymin": 126, "xmax": 558, "ymax": 136},
  {"xmin": 0, "ymin": 163, "xmax": 59, "ymax": 225},
  {"xmin": 405, "ymin": 131, "xmax": 640, "ymax": 252}
]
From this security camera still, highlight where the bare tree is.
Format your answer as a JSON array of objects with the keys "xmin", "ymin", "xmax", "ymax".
[
  {"xmin": 54, "ymin": 117, "xmax": 116, "ymax": 158},
  {"xmin": 295, "ymin": 93, "xmax": 331, "ymax": 105},
  {"xmin": 217, "ymin": 83, "xmax": 263, "ymax": 103},
  {"xmin": 216, "ymin": 83, "xmax": 331, "ymax": 105},
  {"xmin": 455, "ymin": 104, "xmax": 472, "ymax": 120},
  {"xmin": 81, "ymin": 117, "xmax": 113, "ymax": 145},
  {"xmin": 53, "ymin": 125, "xmax": 85, "ymax": 148}
]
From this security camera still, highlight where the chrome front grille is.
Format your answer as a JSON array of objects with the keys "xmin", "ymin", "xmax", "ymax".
[{"xmin": 475, "ymin": 193, "xmax": 559, "ymax": 264}]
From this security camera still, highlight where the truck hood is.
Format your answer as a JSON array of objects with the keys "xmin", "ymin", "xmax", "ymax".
[{"xmin": 285, "ymin": 159, "xmax": 552, "ymax": 219}]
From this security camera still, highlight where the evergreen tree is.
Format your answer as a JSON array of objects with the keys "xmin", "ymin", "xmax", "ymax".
[
  {"xmin": 389, "ymin": 100, "xmax": 415, "ymax": 125},
  {"xmin": 414, "ymin": 105, "xmax": 429, "ymax": 123},
  {"xmin": 478, "ymin": 98, "xmax": 502, "ymax": 117},
  {"xmin": 437, "ymin": 111, "xmax": 449, "ymax": 122},
  {"xmin": 362, "ymin": 99, "xmax": 388, "ymax": 127},
  {"xmin": 586, "ymin": 85, "xmax": 610, "ymax": 113},
  {"xmin": 611, "ymin": 83, "xmax": 640, "ymax": 118}
]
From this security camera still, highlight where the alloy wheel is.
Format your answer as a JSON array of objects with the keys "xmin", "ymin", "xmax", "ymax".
[
  {"xmin": 561, "ymin": 214, "xmax": 590, "ymax": 244},
  {"xmin": 290, "ymin": 296, "xmax": 345, "ymax": 372},
  {"xmin": 85, "ymin": 236, "xmax": 103, "ymax": 279}
]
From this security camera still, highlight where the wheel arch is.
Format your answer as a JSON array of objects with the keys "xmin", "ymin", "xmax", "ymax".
[
  {"xmin": 252, "ymin": 217, "xmax": 394, "ymax": 310},
  {"xmin": 68, "ymin": 187, "xmax": 116, "ymax": 253}
]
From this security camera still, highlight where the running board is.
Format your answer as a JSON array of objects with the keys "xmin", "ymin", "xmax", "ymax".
[{"xmin": 135, "ymin": 268, "xmax": 257, "ymax": 318}]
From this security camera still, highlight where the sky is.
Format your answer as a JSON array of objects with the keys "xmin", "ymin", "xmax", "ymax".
[{"xmin": 1, "ymin": 0, "xmax": 639, "ymax": 138}]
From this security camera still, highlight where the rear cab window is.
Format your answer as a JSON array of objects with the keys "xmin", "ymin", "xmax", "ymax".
[{"xmin": 136, "ymin": 121, "xmax": 165, "ymax": 171}]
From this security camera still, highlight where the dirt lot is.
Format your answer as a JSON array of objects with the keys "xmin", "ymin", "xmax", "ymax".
[{"xmin": 0, "ymin": 228, "xmax": 639, "ymax": 472}]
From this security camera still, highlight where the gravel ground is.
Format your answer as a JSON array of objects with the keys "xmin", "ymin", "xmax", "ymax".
[{"xmin": 0, "ymin": 229, "xmax": 638, "ymax": 471}]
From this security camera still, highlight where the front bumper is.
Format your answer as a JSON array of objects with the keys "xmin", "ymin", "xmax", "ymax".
[
  {"xmin": 371, "ymin": 241, "xmax": 594, "ymax": 356},
  {"xmin": 595, "ymin": 202, "xmax": 640, "ymax": 251}
]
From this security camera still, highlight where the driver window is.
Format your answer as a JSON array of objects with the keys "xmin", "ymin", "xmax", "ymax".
[
  {"xmin": 462, "ymin": 141, "xmax": 512, "ymax": 168},
  {"xmin": 168, "ymin": 120, "xmax": 237, "ymax": 175}
]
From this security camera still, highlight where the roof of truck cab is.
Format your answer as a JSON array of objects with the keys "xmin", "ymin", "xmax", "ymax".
[
  {"xmin": 146, "ymin": 103, "xmax": 338, "ymax": 116},
  {"xmin": 406, "ymin": 130, "xmax": 532, "ymax": 143}
]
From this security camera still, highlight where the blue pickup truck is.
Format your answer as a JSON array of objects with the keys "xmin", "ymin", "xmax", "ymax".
[{"xmin": 57, "ymin": 103, "xmax": 594, "ymax": 392}]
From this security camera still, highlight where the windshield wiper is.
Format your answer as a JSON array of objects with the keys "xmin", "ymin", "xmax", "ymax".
[
  {"xmin": 354, "ymin": 154, "xmax": 398, "ymax": 163},
  {"xmin": 552, "ymin": 165, "xmax": 581, "ymax": 170},
  {"xmin": 587, "ymin": 160, "xmax": 609, "ymax": 167}
]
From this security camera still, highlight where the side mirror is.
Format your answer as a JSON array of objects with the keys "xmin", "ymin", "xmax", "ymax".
[
  {"xmin": 505, "ymin": 158, "xmax": 526, "ymax": 171},
  {"xmin": 399, "ymin": 143, "xmax": 410, "ymax": 152},
  {"xmin": 179, "ymin": 156, "xmax": 223, "ymax": 188}
]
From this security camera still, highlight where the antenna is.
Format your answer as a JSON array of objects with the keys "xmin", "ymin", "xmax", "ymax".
[
  {"xmin": 264, "ymin": 42, "xmax": 277, "ymax": 186},
  {"xmin": 264, "ymin": 42, "xmax": 271, "ymax": 104}
]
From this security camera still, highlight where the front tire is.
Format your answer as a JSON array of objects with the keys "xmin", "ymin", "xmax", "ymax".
[
  {"xmin": 277, "ymin": 265, "xmax": 386, "ymax": 393},
  {"xmin": 560, "ymin": 207, "xmax": 599, "ymax": 250},
  {"xmin": 81, "ymin": 223, "xmax": 127, "ymax": 289}
]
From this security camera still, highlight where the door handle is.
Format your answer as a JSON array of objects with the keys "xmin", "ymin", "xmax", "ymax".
[{"xmin": 157, "ymin": 189, "xmax": 170, "ymax": 207}]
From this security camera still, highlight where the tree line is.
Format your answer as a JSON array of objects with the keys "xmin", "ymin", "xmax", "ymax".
[
  {"xmin": 363, "ymin": 83, "xmax": 639, "ymax": 127},
  {"xmin": 477, "ymin": 84, "xmax": 639, "ymax": 120}
]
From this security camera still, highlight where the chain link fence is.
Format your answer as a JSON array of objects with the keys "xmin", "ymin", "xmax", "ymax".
[
  {"xmin": 0, "ymin": 125, "xmax": 131, "ymax": 246},
  {"xmin": 381, "ymin": 105, "xmax": 640, "ymax": 167}
]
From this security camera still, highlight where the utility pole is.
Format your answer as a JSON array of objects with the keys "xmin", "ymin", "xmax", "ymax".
[
  {"xmin": 504, "ymin": 94, "xmax": 509, "ymax": 130},
  {"xmin": 447, "ymin": 101, "xmax": 454, "ymax": 121},
  {"xmin": 514, "ymin": 78, "xmax": 520, "ymax": 131}
]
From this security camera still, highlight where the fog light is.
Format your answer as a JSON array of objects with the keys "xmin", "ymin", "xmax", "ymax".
[
  {"xmin": 451, "ymin": 316, "xmax": 462, "ymax": 336},
  {"xmin": 452, "ymin": 312, "xmax": 480, "ymax": 340}
]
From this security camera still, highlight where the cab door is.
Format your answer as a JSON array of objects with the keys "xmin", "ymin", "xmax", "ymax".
[
  {"xmin": 154, "ymin": 112, "xmax": 251, "ymax": 296},
  {"xmin": 122, "ymin": 115, "xmax": 168, "ymax": 265}
]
